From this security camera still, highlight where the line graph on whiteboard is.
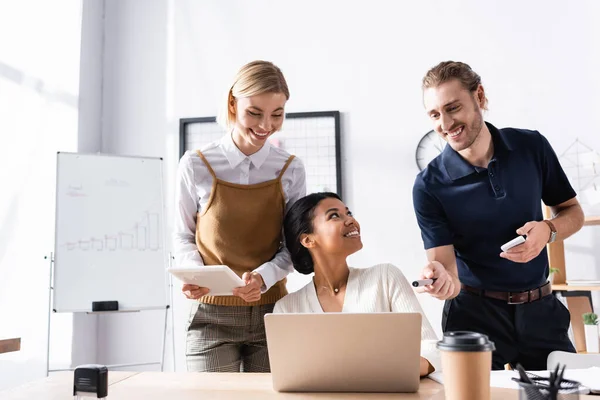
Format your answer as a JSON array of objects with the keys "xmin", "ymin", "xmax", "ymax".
[{"xmin": 59, "ymin": 211, "xmax": 162, "ymax": 252}]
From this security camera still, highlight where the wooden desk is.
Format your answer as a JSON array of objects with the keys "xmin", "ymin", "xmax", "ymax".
[
  {"xmin": 0, "ymin": 338, "xmax": 20, "ymax": 354},
  {"xmin": 1, "ymin": 372, "xmax": 597, "ymax": 400},
  {"xmin": 584, "ymin": 216, "xmax": 600, "ymax": 226},
  {"xmin": 553, "ymin": 285, "xmax": 600, "ymax": 292}
]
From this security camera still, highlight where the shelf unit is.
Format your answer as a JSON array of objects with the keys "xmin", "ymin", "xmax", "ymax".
[{"xmin": 547, "ymin": 209, "xmax": 600, "ymax": 352}]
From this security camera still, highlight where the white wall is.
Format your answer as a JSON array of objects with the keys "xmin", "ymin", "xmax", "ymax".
[
  {"xmin": 78, "ymin": 0, "xmax": 105, "ymax": 153},
  {"xmin": 79, "ymin": 0, "xmax": 600, "ymax": 372},
  {"xmin": 93, "ymin": 0, "xmax": 174, "ymax": 371},
  {"xmin": 0, "ymin": 0, "xmax": 83, "ymax": 390}
]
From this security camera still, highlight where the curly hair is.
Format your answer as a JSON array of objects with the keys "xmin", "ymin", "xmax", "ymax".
[{"xmin": 283, "ymin": 192, "xmax": 341, "ymax": 274}]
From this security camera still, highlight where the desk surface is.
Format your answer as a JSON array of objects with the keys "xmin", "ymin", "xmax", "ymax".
[
  {"xmin": 1, "ymin": 372, "xmax": 597, "ymax": 400},
  {"xmin": 0, "ymin": 338, "xmax": 20, "ymax": 354},
  {"xmin": 584, "ymin": 216, "xmax": 600, "ymax": 226},
  {"xmin": 552, "ymin": 284, "xmax": 600, "ymax": 292}
]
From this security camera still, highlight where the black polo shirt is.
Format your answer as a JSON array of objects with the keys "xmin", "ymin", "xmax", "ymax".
[{"xmin": 412, "ymin": 122, "xmax": 576, "ymax": 291}]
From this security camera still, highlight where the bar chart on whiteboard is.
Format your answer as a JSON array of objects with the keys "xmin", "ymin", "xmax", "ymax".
[
  {"xmin": 53, "ymin": 153, "xmax": 168, "ymax": 312},
  {"xmin": 60, "ymin": 210, "xmax": 161, "ymax": 252}
]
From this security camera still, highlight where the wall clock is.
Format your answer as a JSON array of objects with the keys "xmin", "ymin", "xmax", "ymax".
[{"xmin": 416, "ymin": 130, "xmax": 446, "ymax": 171}]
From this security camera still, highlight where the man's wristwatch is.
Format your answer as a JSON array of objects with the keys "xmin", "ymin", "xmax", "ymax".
[{"xmin": 542, "ymin": 219, "xmax": 557, "ymax": 243}]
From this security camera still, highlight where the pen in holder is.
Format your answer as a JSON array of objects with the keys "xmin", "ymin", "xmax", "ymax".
[{"xmin": 513, "ymin": 363, "xmax": 581, "ymax": 400}]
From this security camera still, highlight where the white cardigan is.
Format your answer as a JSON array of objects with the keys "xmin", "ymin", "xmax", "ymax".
[{"xmin": 274, "ymin": 263, "xmax": 441, "ymax": 371}]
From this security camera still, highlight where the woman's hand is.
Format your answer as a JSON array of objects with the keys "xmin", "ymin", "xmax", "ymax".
[
  {"xmin": 233, "ymin": 272, "xmax": 264, "ymax": 303},
  {"xmin": 182, "ymin": 284, "xmax": 209, "ymax": 300},
  {"xmin": 420, "ymin": 357, "xmax": 435, "ymax": 377}
]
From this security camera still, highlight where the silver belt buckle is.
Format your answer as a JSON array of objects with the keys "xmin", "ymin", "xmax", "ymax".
[{"xmin": 507, "ymin": 292, "xmax": 526, "ymax": 305}]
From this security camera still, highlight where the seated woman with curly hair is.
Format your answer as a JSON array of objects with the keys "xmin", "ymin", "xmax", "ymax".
[{"xmin": 274, "ymin": 192, "xmax": 440, "ymax": 376}]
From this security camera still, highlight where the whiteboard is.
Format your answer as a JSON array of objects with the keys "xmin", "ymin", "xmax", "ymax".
[{"xmin": 53, "ymin": 153, "xmax": 168, "ymax": 312}]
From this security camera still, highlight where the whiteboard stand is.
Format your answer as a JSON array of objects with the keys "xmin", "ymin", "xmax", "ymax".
[
  {"xmin": 45, "ymin": 253, "xmax": 53, "ymax": 377},
  {"xmin": 45, "ymin": 252, "xmax": 174, "ymax": 375},
  {"xmin": 168, "ymin": 254, "xmax": 177, "ymax": 370}
]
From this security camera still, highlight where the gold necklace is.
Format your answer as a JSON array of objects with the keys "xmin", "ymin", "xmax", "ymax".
[
  {"xmin": 314, "ymin": 271, "xmax": 348, "ymax": 296},
  {"xmin": 316, "ymin": 284, "xmax": 344, "ymax": 295}
]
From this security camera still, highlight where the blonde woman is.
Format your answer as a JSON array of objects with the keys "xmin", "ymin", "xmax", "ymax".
[{"xmin": 173, "ymin": 61, "xmax": 306, "ymax": 372}]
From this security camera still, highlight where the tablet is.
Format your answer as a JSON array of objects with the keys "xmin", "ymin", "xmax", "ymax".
[{"xmin": 167, "ymin": 265, "xmax": 245, "ymax": 296}]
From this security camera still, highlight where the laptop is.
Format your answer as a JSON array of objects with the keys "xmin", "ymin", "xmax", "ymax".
[{"xmin": 264, "ymin": 312, "xmax": 422, "ymax": 393}]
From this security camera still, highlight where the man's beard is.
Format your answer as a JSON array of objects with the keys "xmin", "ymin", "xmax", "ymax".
[{"xmin": 449, "ymin": 100, "xmax": 484, "ymax": 152}]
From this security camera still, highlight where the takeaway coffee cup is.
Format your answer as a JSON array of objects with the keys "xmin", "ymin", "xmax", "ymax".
[{"xmin": 436, "ymin": 331, "xmax": 496, "ymax": 400}]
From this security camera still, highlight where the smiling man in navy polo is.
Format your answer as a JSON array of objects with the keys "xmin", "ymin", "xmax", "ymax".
[{"xmin": 412, "ymin": 61, "xmax": 585, "ymax": 370}]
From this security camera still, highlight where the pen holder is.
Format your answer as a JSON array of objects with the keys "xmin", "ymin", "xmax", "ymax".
[{"xmin": 516, "ymin": 376, "xmax": 581, "ymax": 400}]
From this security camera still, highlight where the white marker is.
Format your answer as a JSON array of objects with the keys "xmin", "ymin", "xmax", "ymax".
[{"xmin": 501, "ymin": 235, "xmax": 526, "ymax": 252}]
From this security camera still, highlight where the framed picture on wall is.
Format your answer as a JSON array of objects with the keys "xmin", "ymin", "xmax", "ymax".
[{"xmin": 179, "ymin": 111, "xmax": 342, "ymax": 196}]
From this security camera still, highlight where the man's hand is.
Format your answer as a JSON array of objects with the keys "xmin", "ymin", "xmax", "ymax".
[
  {"xmin": 233, "ymin": 272, "xmax": 264, "ymax": 303},
  {"xmin": 182, "ymin": 284, "xmax": 210, "ymax": 300},
  {"xmin": 414, "ymin": 260, "xmax": 456, "ymax": 300},
  {"xmin": 500, "ymin": 221, "xmax": 550, "ymax": 263}
]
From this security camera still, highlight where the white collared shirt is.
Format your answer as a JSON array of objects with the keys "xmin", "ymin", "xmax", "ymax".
[{"xmin": 173, "ymin": 134, "xmax": 306, "ymax": 291}]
